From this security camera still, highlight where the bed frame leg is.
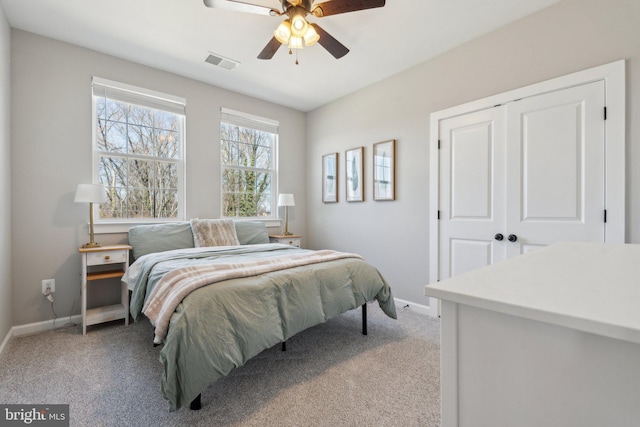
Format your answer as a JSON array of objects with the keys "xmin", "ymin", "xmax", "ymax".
[
  {"xmin": 190, "ymin": 394, "xmax": 202, "ymax": 410},
  {"xmin": 362, "ymin": 303, "xmax": 367, "ymax": 335},
  {"xmin": 281, "ymin": 341, "xmax": 286, "ymax": 351}
]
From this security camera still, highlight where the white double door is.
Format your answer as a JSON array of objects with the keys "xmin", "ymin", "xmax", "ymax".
[{"xmin": 438, "ymin": 81, "xmax": 605, "ymax": 278}]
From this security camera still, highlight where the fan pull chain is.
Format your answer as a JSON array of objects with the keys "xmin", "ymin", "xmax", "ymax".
[
  {"xmin": 286, "ymin": 43, "xmax": 300, "ymax": 64},
  {"xmin": 287, "ymin": 47, "xmax": 300, "ymax": 65}
]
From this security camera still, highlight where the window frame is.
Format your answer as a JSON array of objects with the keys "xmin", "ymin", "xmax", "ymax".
[
  {"xmin": 220, "ymin": 108, "xmax": 279, "ymax": 220},
  {"xmin": 91, "ymin": 77, "xmax": 186, "ymax": 224}
]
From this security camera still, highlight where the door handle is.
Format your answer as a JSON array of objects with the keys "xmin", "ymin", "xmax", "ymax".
[
  {"xmin": 508, "ymin": 234, "xmax": 518, "ymax": 242},
  {"xmin": 494, "ymin": 233, "xmax": 504, "ymax": 241}
]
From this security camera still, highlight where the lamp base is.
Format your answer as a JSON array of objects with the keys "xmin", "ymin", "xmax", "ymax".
[
  {"xmin": 284, "ymin": 232, "xmax": 293, "ymax": 236},
  {"xmin": 82, "ymin": 242, "xmax": 102, "ymax": 248}
]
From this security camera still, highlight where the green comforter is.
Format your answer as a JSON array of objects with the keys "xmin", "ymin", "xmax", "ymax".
[{"xmin": 124, "ymin": 244, "xmax": 397, "ymax": 411}]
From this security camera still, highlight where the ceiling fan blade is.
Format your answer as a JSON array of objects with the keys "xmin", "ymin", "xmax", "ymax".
[
  {"xmin": 311, "ymin": 24, "xmax": 349, "ymax": 59},
  {"xmin": 203, "ymin": 0, "xmax": 277, "ymax": 16},
  {"xmin": 258, "ymin": 36, "xmax": 282, "ymax": 60},
  {"xmin": 312, "ymin": 0, "xmax": 385, "ymax": 17}
]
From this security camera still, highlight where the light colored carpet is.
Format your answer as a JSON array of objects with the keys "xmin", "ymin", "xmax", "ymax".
[{"xmin": 0, "ymin": 304, "xmax": 440, "ymax": 426}]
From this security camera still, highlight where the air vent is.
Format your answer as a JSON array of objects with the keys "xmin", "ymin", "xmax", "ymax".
[{"xmin": 205, "ymin": 53, "xmax": 240, "ymax": 70}]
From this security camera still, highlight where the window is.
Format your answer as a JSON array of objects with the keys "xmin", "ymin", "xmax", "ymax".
[
  {"xmin": 93, "ymin": 78, "xmax": 186, "ymax": 220},
  {"xmin": 220, "ymin": 108, "xmax": 278, "ymax": 218}
]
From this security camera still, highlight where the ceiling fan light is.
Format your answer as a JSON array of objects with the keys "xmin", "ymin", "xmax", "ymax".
[
  {"xmin": 290, "ymin": 14, "xmax": 308, "ymax": 37},
  {"xmin": 288, "ymin": 36, "xmax": 303, "ymax": 50},
  {"xmin": 274, "ymin": 20, "xmax": 291, "ymax": 44},
  {"xmin": 303, "ymin": 25, "xmax": 319, "ymax": 46}
]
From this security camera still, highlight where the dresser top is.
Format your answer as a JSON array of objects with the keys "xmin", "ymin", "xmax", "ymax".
[{"xmin": 425, "ymin": 242, "xmax": 640, "ymax": 344}]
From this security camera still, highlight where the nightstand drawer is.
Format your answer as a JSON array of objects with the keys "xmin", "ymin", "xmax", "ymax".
[
  {"xmin": 269, "ymin": 236, "xmax": 301, "ymax": 247},
  {"xmin": 86, "ymin": 250, "xmax": 127, "ymax": 266},
  {"xmin": 283, "ymin": 238, "xmax": 301, "ymax": 247}
]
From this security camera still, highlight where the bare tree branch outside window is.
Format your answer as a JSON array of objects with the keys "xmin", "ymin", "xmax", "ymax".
[
  {"xmin": 220, "ymin": 121, "xmax": 275, "ymax": 218},
  {"xmin": 95, "ymin": 96, "xmax": 183, "ymax": 219}
]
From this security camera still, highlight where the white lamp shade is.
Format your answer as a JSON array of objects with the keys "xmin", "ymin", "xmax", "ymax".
[
  {"xmin": 303, "ymin": 25, "xmax": 320, "ymax": 46},
  {"xmin": 274, "ymin": 20, "xmax": 291, "ymax": 44},
  {"xmin": 290, "ymin": 14, "xmax": 308, "ymax": 37},
  {"xmin": 74, "ymin": 184, "xmax": 108, "ymax": 204},
  {"xmin": 288, "ymin": 36, "xmax": 303, "ymax": 50},
  {"xmin": 278, "ymin": 193, "xmax": 295, "ymax": 207}
]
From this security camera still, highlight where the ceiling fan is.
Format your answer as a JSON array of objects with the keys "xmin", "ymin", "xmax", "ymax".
[{"xmin": 203, "ymin": 0, "xmax": 386, "ymax": 61}]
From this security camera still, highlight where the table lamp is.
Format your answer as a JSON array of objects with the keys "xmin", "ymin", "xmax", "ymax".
[
  {"xmin": 278, "ymin": 193, "xmax": 295, "ymax": 235},
  {"xmin": 75, "ymin": 184, "xmax": 108, "ymax": 248}
]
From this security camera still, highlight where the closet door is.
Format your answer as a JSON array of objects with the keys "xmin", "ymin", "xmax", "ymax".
[
  {"xmin": 438, "ymin": 107, "xmax": 507, "ymax": 281},
  {"xmin": 505, "ymin": 81, "xmax": 606, "ymax": 256},
  {"xmin": 438, "ymin": 80, "xmax": 606, "ymax": 281}
]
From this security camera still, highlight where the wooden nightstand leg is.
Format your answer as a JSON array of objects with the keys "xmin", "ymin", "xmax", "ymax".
[
  {"xmin": 122, "ymin": 282, "xmax": 129, "ymax": 327},
  {"xmin": 81, "ymin": 254, "xmax": 87, "ymax": 336}
]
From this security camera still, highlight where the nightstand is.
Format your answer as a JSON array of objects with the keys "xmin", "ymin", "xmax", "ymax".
[
  {"xmin": 269, "ymin": 234, "xmax": 302, "ymax": 248},
  {"xmin": 79, "ymin": 244, "xmax": 132, "ymax": 335}
]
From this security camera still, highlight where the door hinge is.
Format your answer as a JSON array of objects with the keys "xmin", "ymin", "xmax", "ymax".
[
  {"xmin": 437, "ymin": 210, "xmax": 441, "ymax": 220},
  {"xmin": 604, "ymin": 106, "xmax": 607, "ymax": 120},
  {"xmin": 604, "ymin": 209, "xmax": 607, "ymax": 223},
  {"xmin": 437, "ymin": 140, "xmax": 441, "ymax": 149}
]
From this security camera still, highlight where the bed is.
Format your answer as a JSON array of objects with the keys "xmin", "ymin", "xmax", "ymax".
[{"xmin": 123, "ymin": 219, "xmax": 397, "ymax": 411}]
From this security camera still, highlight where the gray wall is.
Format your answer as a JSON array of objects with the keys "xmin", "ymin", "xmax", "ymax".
[
  {"xmin": 10, "ymin": 30, "xmax": 306, "ymax": 326},
  {"xmin": 306, "ymin": 0, "xmax": 640, "ymax": 305},
  {"xmin": 0, "ymin": 6, "xmax": 11, "ymax": 341}
]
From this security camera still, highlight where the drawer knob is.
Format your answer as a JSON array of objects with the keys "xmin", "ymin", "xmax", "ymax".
[{"xmin": 104, "ymin": 255, "xmax": 110, "ymax": 260}]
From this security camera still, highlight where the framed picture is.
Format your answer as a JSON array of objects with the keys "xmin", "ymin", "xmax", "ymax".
[
  {"xmin": 345, "ymin": 147, "xmax": 364, "ymax": 202},
  {"xmin": 322, "ymin": 152, "xmax": 338, "ymax": 203},
  {"xmin": 373, "ymin": 139, "xmax": 396, "ymax": 201}
]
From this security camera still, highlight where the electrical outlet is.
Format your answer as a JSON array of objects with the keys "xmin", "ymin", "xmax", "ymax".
[{"xmin": 42, "ymin": 279, "xmax": 55, "ymax": 294}]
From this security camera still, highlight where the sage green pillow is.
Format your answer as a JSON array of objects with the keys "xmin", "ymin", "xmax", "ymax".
[
  {"xmin": 128, "ymin": 222, "xmax": 194, "ymax": 259},
  {"xmin": 234, "ymin": 221, "xmax": 270, "ymax": 245}
]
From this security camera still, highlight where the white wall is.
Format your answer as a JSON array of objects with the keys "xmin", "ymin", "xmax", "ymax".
[
  {"xmin": 306, "ymin": 0, "xmax": 640, "ymax": 305},
  {"xmin": 0, "ymin": 5, "xmax": 12, "ymax": 342},
  {"xmin": 10, "ymin": 30, "xmax": 306, "ymax": 326}
]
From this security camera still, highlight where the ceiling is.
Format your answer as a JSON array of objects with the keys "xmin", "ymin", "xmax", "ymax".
[{"xmin": 0, "ymin": 0, "xmax": 562, "ymax": 112}]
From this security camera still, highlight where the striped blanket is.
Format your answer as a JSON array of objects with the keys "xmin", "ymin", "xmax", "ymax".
[{"xmin": 143, "ymin": 249, "xmax": 363, "ymax": 343}]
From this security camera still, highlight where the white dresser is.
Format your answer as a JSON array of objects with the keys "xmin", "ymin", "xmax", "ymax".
[{"xmin": 425, "ymin": 242, "xmax": 640, "ymax": 427}]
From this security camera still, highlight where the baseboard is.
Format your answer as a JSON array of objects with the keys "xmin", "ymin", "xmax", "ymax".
[
  {"xmin": 1, "ymin": 300, "xmax": 428, "ymax": 351},
  {"xmin": 0, "ymin": 300, "xmax": 433, "ymax": 354},
  {"xmin": 0, "ymin": 300, "xmax": 432, "ymax": 354},
  {"xmin": 0, "ymin": 327, "xmax": 12, "ymax": 357},
  {"xmin": 394, "ymin": 298, "xmax": 436, "ymax": 317},
  {"xmin": 0, "ymin": 315, "xmax": 82, "ymax": 358},
  {"xmin": 11, "ymin": 315, "xmax": 82, "ymax": 338}
]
